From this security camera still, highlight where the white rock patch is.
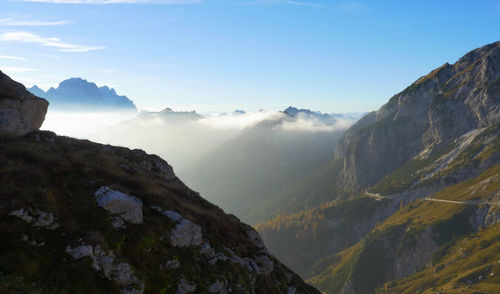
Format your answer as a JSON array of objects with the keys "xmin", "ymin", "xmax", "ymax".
[
  {"xmin": 66, "ymin": 245, "xmax": 93, "ymax": 259},
  {"xmin": 176, "ymin": 278, "xmax": 196, "ymax": 294},
  {"xmin": 66, "ymin": 244, "xmax": 144, "ymax": 294},
  {"xmin": 95, "ymin": 186, "xmax": 143, "ymax": 225},
  {"xmin": 170, "ymin": 219, "xmax": 203, "ymax": 247},
  {"xmin": 163, "ymin": 210, "xmax": 182, "ymax": 222},
  {"xmin": 165, "ymin": 259, "xmax": 180, "ymax": 270},
  {"xmin": 9, "ymin": 208, "xmax": 59, "ymax": 230}
]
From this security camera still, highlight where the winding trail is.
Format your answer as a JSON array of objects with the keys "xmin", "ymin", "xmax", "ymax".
[{"xmin": 424, "ymin": 197, "xmax": 500, "ymax": 205}]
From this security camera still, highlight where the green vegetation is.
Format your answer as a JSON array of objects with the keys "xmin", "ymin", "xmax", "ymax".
[
  {"xmin": 0, "ymin": 131, "xmax": 318, "ymax": 294},
  {"xmin": 309, "ymin": 162, "xmax": 500, "ymax": 294},
  {"xmin": 255, "ymin": 196, "xmax": 389, "ymax": 277},
  {"xmin": 250, "ymin": 158, "xmax": 347, "ymax": 223}
]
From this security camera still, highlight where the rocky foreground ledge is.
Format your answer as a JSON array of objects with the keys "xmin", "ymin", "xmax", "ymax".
[
  {"xmin": 0, "ymin": 131, "xmax": 319, "ymax": 294},
  {"xmin": 0, "ymin": 71, "xmax": 48, "ymax": 135}
]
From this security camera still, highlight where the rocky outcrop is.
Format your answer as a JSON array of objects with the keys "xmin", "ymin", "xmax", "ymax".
[
  {"xmin": 95, "ymin": 186, "xmax": 144, "ymax": 226},
  {"xmin": 9, "ymin": 208, "xmax": 60, "ymax": 230},
  {"xmin": 66, "ymin": 244, "xmax": 144, "ymax": 294},
  {"xmin": 0, "ymin": 70, "xmax": 48, "ymax": 135},
  {"xmin": 170, "ymin": 219, "xmax": 203, "ymax": 247},
  {"xmin": 334, "ymin": 41, "xmax": 500, "ymax": 192}
]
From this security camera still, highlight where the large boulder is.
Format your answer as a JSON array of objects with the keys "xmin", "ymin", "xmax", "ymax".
[
  {"xmin": 95, "ymin": 186, "xmax": 144, "ymax": 225},
  {"xmin": 0, "ymin": 70, "xmax": 49, "ymax": 135},
  {"xmin": 170, "ymin": 219, "xmax": 203, "ymax": 247}
]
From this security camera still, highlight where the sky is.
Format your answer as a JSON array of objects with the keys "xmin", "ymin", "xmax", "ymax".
[{"xmin": 1, "ymin": 0, "xmax": 500, "ymax": 113}]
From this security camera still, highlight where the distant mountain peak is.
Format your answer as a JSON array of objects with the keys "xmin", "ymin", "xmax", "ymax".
[
  {"xmin": 27, "ymin": 85, "xmax": 46, "ymax": 97},
  {"xmin": 283, "ymin": 106, "xmax": 336, "ymax": 123},
  {"xmin": 160, "ymin": 107, "xmax": 174, "ymax": 113},
  {"xmin": 29, "ymin": 77, "xmax": 137, "ymax": 112}
]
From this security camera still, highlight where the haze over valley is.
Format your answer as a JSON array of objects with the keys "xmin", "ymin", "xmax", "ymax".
[{"xmin": 1, "ymin": 1, "xmax": 500, "ymax": 294}]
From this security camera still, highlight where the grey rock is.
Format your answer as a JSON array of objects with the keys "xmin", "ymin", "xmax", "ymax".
[
  {"xmin": 163, "ymin": 210, "xmax": 182, "ymax": 222},
  {"xmin": 34, "ymin": 210, "xmax": 60, "ymax": 229},
  {"xmin": 131, "ymin": 149, "xmax": 176, "ymax": 181},
  {"xmin": 287, "ymin": 286, "xmax": 297, "ymax": 294},
  {"xmin": 95, "ymin": 186, "xmax": 143, "ymax": 224},
  {"xmin": 111, "ymin": 262, "xmax": 144, "ymax": 294},
  {"xmin": 66, "ymin": 245, "xmax": 93, "ymax": 259},
  {"xmin": 246, "ymin": 228, "xmax": 266, "ymax": 249},
  {"xmin": 170, "ymin": 219, "xmax": 203, "ymax": 247},
  {"xmin": 10, "ymin": 208, "xmax": 59, "ymax": 230},
  {"xmin": 67, "ymin": 244, "xmax": 144, "ymax": 294},
  {"xmin": 209, "ymin": 280, "xmax": 226, "ymax": 293},
  {"xmin": 253, "ymin": 254, "xmax": 274, "ymax": 275},
  {"xmin": 176, "ymin": 278, "xmax": 196, "ymax": 294},
  {"xmin": 200, "ymin": 242, "xmax": 215, "ymax": 258},
  {"xmin": 9, "ymin": 208, "xmax": 34, "ymax": 223},
  {"xmin": 165, "ymin": 259, "xmax": 180, "ymax": 270},
  {"xmin": 0, "ymin": 71, "xmax": 48, "ymax": 135}
]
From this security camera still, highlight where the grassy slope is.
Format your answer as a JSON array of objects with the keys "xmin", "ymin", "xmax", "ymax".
[
  {"xmin": 255, "ymin": 197, "xmax": 390, "ymax": 276},
  {"xmin": 308, "ymin": 162, "xmax": 500, "ymax": 294},
  {"xmin": 383, "ymin": 222, "xmax": 500, "ymax": 294},
  {"xmin": 0, "ymin": 131, "xmax": 318, "ymax": 294}
]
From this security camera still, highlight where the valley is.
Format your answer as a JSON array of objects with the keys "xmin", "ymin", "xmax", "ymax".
[{"xmin": 1, "ymin": 2, "xmax": 499, "ymax": 292}]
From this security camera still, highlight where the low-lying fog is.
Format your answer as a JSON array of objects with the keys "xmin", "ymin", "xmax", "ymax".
[{"xmin": 42, "ymin": 108, "xmax": 361, "ymax": 222}]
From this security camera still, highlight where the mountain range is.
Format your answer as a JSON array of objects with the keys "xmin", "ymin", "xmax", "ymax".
[
  {"xmin": 0, "ymin": 71, "xmax": 318, "ymax": 293},
  {"xmin": 180, "ymin": 107, "xmax": 354, "ymax": 224},
  {"xmin": 256, "ymin": 41, "xmax": 500, "ymax": 294},
  {"xmin": 29, "ymin": 78, "xmax": 137, "ymax": 112},
  {"xmin": 2, "ymin": 40, "xmax": 500, "ymax": 294}
]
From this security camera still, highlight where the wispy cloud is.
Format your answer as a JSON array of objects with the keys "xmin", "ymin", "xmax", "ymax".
[
  {"xmin": 1, "ymin": 66, "xmax": 36, "ymax": 73},
  {"xmin": 339, "ymin": 1, "xmax": 364, "ymax": 13},
  {"xmin": 0, "ymin": 54, "xmax": 27, "ymax": 61},
  {"xmin": 0, "ymin": 18, "xmax": 69, "ymax": 26},
  {"xmin": 21, "ymin": 0, "xmax": 201, "ymax": 4},
  {"xmin": 0, "ymin": 31, "xmax": 105, "ymax": 52},
  {"xmin": 242, "ymin": 0, "xmax": 322, "ymax": 7}
]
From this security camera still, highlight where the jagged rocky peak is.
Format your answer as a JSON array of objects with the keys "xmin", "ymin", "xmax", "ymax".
[
  {"xmin": 283, "ymin": 106, "xmax": 313, "ymax": 117},
  {"xmin": 233, "ymin": 109, "xmax": 246, "ymax": 115},
  {"xmin": 0, "ymin": 70, "xmax": 49, "ymax": 135},
  {"xmin": 135, "ymin": 107, "xmax": 203, "ymax": 124},
  {"xmin": 335, "ymin": 41, "xmax": 500, "ymax": 191},
  {"xmin": 29, "ymin": 77, "xmax": 137, "ymax": 112},
  {"xmin": 283, "ymin": 106, "xmax": 337, "ymax": 123}
]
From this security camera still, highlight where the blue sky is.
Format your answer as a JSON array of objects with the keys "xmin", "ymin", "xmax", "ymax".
[{"xmin": 1, "ymin": 0, "xmax": 500, "ymax": 113}]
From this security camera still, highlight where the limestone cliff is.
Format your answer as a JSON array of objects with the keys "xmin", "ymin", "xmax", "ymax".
[
  {"xmin": 0, "ymin": 71, "xmax": 48, "ymax": 135},
  {"xmin": 335, "ymin": 41, "xmax": 500, "ymax": 191}
]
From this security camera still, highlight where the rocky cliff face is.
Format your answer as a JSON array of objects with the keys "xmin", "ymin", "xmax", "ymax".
[
  {"xmin": 0, "ymin": 71, "xmax": 48, "ymax": 135},
  {"xmin": 335, "ymin": 41, "xmax": 500, "ymax": 191},
  {"xmin": 261, "ymin": 42, "xmax": 500, "ymax": 294}
]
